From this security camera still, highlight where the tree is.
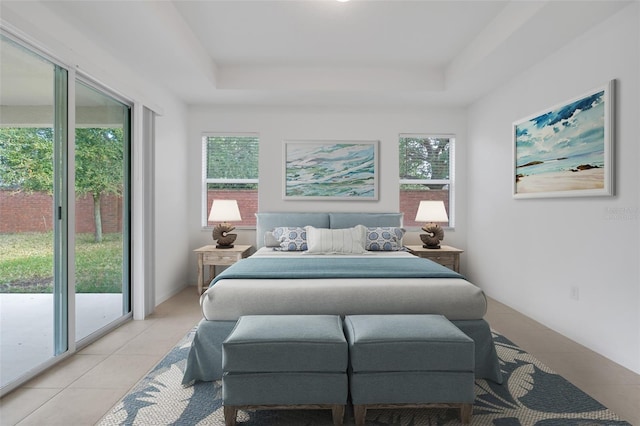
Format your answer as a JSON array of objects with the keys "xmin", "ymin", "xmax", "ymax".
[
  {"xmin": 206, "ymin": 136, "xmax": 259, "ymax": 189},
  {"xmin": 0, "ymin": 127, "xmax": 124, "ymax": 242},
  {"xmin": 75, "ymin": 128, "xmax": 124, "ymax": 243},
  {"xmin": 0, "ymin": 128, "xmax": 54, "ymax": 192},
  {"xmin": 399, "ymin": 137, "xmax": 450, "ymax": 188}
]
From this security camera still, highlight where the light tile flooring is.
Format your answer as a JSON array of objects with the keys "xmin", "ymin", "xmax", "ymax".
[{"xmin": 1, "ymin": 288, "xmax": 639, "ymax": 425}]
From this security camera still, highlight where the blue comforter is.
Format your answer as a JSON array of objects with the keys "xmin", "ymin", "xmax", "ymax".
[{"xmin": 211, "ymin": 256, "xmax": 463, "ymax": 286}]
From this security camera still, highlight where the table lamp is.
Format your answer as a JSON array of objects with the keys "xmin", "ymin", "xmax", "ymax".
[
  {"xmin": 415, "ymin": 200, "xmax": 448, "ymax": 249},
  {"xmin": 209, "ymin": 199, "xmax": 241, "ymax": 248}
]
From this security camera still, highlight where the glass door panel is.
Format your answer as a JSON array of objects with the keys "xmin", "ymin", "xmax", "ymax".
[
  {"xmin": 0, "ymin": 35, "xmax": 67, "ymax": 388},
  {"xmin": 74, "ymin": 81, "xmax": 130, "ymax": 341}
]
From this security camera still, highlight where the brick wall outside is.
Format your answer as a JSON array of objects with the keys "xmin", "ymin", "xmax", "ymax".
[
  {"xmin": 0, "ymin": 190, "xmax": 122, "ymax": 234},
  {"xmin": 74, "ymin": 193, "xmax": 122, "ymax": 234},
  {"xmin": 1, "ymin": 188, "xmax": 448, "ymax": 233}
]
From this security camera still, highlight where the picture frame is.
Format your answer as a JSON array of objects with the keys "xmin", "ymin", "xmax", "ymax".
[
  {"xmin": 513, "ymin": 80, "xmax": 614, "ymax": 199},
  {"xmin": 283, "ymin": 140, "xmax": 379, "ymax": 200}
]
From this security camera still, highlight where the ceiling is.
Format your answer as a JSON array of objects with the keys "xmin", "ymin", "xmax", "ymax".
[{"xmin": 4, "ymin": 0, "xmax": 633, "ymax": 108}]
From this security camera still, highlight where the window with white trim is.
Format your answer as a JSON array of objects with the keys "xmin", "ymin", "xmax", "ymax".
[
  {"xmin": 399, "ymin": 134, "xmax": 454, "ymax": 228},
  {"xmin": 202, "ymin": 133, "xmax": 259, "ymax": 227}
]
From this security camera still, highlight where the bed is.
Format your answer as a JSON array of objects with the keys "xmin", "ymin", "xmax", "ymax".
[{"xmin": 183, "ymin": 212, "xmax": 502, "ymax": 385}]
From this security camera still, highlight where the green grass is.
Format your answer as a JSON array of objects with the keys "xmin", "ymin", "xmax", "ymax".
[{"xmin": 0, "ymin": 232, "xmax": 124, "ymax": 293}]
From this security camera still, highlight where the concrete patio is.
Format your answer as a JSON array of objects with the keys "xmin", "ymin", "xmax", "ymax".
[{"xmin": 0, "ymin": 293, "xmax": 124, "ymax": 387}]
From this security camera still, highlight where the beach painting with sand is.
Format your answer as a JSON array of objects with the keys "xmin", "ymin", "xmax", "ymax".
[{"xmin": 513, "ymin": 81, "xmax": 613, "ymax": 198}]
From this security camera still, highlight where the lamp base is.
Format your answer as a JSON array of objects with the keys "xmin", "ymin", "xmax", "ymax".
[
  {"xmin": 422, "ymin": 244, "xmax": 441, "ymax": 249},
  {"xmin": 420, "ymin": 227, "xmax": 444, "ymax": 250},
  {"xmin": 212, "ymin": 223, "xmax": 238, "ymax": 249},
  {"xmin": 215, "ymin": 244, "xmax": 234, "ymax": 249}
]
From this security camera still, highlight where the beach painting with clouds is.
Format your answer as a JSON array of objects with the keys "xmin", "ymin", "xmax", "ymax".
[
  {"xmin": 513, "ymin": 81, "xmax": 614, "ymax": 198},
  {"xmin": 283, "ymin": 140, "xmax": 378, "ymax": 200}
]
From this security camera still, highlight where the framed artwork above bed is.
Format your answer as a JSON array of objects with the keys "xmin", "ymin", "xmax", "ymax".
[
  {"xmin": 283, "ymin": 140, "xmax": 379, "ymax": 200},
  {"xmin": 513, "ymin": 80, "xmax": 614, "ymax": 199}
]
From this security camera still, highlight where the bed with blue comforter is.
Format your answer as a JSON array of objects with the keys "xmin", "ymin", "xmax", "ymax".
[{"xmin": 183, "ymin": 212, "xmax": 503, "ymax": 385}]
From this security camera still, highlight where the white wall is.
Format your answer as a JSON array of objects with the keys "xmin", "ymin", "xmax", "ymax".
[
  {"xmin": 186, "ymin": 106, "xmax": 469, "ymax": 283},
  {"xmin": 153, "ymin": 98, "xmax": 191, "ymax": 304},
  {"xmin": 467, "ymin": 3, "xmax": 640, "ymax": 373}
]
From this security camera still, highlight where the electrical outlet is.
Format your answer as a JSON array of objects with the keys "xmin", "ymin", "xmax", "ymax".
[{"xmin": 570, "ymin": 286, "xmax": 580, "ymax": 301}]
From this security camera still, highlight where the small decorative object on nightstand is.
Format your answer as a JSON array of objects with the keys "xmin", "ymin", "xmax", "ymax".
[
  {"xmin": 406, "ymin": 245, "xmax": 463, "ymax": 273},
  {"xmin": 194, "ymin": 245, "xmax": 251, "ymax": 294},
  {"xmin": 209, "ymin": 199, "xmax": 242, "ymax": 248},
  {"xmin": 415, "ymin": 200, "xmax": 449, "ymax": 249}
]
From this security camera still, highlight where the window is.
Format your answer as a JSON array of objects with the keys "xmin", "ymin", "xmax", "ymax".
[
  {"xmin": 203, "ymin": 134, "xmax": 259, "ymax": 227},
  {"xmin": 399, "ymin": 134, "xmax": 454, "ymax": 228}
]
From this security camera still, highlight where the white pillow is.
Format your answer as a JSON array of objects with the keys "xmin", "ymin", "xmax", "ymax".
[{"xmin": 306, "ymin": 225, "xmax": 367, "ymax": 254}]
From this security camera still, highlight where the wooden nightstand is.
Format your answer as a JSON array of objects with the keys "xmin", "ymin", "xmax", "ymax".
[
  {"xmin": 194, "ymin": 245, "xmax": 252, "ymax": 294},
  {"xmin": 405, "ymin": 245, "xmax": 464, "ymax": 272}
]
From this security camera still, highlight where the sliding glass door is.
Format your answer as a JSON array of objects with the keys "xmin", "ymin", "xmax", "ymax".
[
  {"xmin": 0, "ymin": 33, "xmax": 132, "ymax": 392},
  {"xmin": 74, "ymin": 81, "xmax": 131, "ymax": 341},
  {"xmin": 0, "ymin": 34, "xmax": 67, "ymax": 387}
]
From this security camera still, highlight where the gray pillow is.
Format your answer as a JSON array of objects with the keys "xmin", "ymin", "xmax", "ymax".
[{"xmin": 264, "ymin": 231, "xmax": 281, "ymax": 248}]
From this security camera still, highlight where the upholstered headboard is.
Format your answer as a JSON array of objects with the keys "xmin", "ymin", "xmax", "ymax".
[{"xmin": 255, "ymin": 212, "xmax": 403, "ymax": 248}]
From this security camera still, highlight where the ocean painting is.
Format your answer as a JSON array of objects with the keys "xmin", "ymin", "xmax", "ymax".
[
  {"xmin": 284, "ymin": 140, "xmax": 378, "ymax": 200},
  {"xmin": 513, "ymin": 81, "xmax": 613, "ymax": 198}
]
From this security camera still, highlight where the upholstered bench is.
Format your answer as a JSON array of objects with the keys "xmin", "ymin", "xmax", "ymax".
[
  {"xmin": 222, "ymin": 315, "xmax": 348, "ymax": 426},
  {"xmin": 344, "ymin": 314, "xmax": 475, "ymax": 425}
]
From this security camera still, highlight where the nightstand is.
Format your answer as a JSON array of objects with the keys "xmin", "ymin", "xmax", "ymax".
[
  {"xmin": 194, "ymin": 245, "xmax": 252, "ymax": 294},
  {"xmin": 405, "ymin": 245, "xmax": 464, "ymax": 272}
]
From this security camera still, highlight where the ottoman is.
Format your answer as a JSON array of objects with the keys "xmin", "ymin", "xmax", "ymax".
[
  {"xmin": 344, "ymin": 314, "xmax": 475, "ymax": 425},
  {"xmin": 222, "ymin": 315, "xmax": 348, "ymax": 426}
]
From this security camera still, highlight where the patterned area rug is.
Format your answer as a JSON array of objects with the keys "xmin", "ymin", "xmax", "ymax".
[{"xmin": 98, "ymin": 329, "xmax": 630, "ymax": 425}]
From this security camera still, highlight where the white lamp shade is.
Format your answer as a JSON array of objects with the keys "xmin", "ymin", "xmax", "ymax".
[
  {"xmin": 208, "ymin": 200, "xmax": 241, "ymax": 222},
  {"xmin": 415, "ymin": 200, "xmax": 448, "ymax": 223}
]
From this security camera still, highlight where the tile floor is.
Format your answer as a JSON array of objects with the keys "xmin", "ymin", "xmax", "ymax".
[{"xmin": 1, "ymin": 287, "xmax": 639, "ymax": 425}]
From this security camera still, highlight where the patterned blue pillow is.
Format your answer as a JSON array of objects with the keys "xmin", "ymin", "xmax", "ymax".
[
  {"xmin": 272, "ymin": 227, "xmax": 308, "ymax": 251},
  {"xmin": 366, "ymin": 227, "xmax": 405, "ymax": 251}
]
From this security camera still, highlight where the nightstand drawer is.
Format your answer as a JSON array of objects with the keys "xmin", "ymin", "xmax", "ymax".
[
  {"xmin": 202, "ymin": 252, "xmax": 240, "ymax": 265},
  {"xmin": 425, "ymin": 253, "xmax": 455, "ymax": 264}
]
